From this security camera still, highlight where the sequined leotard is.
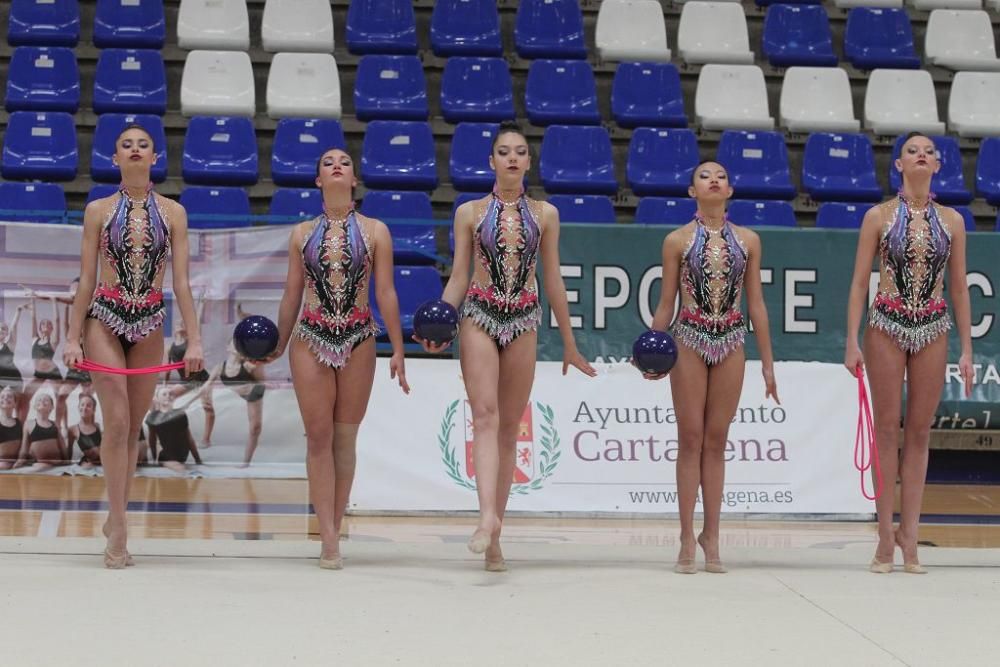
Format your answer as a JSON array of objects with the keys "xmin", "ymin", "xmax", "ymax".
[
  {"xmin": 87, "ymin": 186, "xmax": 170, "ymax": 344},
  {"xmin": 461, "ymin": 192, "xmax": 542, "ymax": 347},
  {"xmin": 295, "ymin": 211, "xmax": 380, "ymax": 368},
  {"xmin": 868, "ymin": 197, "xmax": 952, "ymax": 353},
  {"xmin": 672, "ymin": 216, "xmax": 748, "ymax": 365}
]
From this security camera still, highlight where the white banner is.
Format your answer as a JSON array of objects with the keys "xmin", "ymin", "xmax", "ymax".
[{"xmin": 354, "ymin": 359, "xmax": 874, "ymax": 515}]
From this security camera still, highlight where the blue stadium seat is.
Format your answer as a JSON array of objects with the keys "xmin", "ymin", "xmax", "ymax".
[
  {"xmin": 634, "ymin": 197, "xmax": 697, "ymax": 225},
  {"xmin": 728, "ymin": 200, "xmax": 798, "ymax": 228},
  {"xmin": 515, "ymin": 0, "xmax": 586, "ymax": 59},
  {"xmin": 0, "ymin": 182, "xmax": 66, "ymax": 224},
  {"xmin": 360, "ymin": 121, "xmax": 437, "ymax": 190},
  {"xmin": 611, "ymin": 63, "xmax": 686, "ymax": 129},
  {"xmin": 540, "ymin": 125, "xmax": 617, "ymax": 195},
  {"xmin": 525, "ymin": 60, "xmax": 600, "ymax": 126},
  {"xmin": 627, "ymin": 128, "xmax": 699, "ymax": 197},
  {"xmin": 802, "ymin": 133, "xmax": 882, "ymax": 202},
  {"xmin": 888, "ymin": 135, "xmax": 972, "ymax": 205},
  {"xmin": 7, "ymin": 0, "xmax": 79, "ymax": 46},
  {"xmin": 360, "ymin": 191, "xmax": 437, "ymax": 264},
  {"xmin": 374, "ymin": 266, "xmax": 443, "ymax": 337},
  {"xmin": 5, "ymin": 47, "xmax": 80, "ymax": 112},
  {"xmin": 271, "ymin": 119, "xmax": 347, "ymax": 187},
  {"xmin": 756, "ymin": 0, "xmax": 821, "ymax": 5},
  {"xmin": 762, "ymin": 5, "xmax": 837, "ymax": 68},
  {"xmin": 93, "ymin": 0, "xmax": 166, "ymax": 48},
  {"xmin": 716, "ymin": 131, "xmax": 796, "ymax": 200},
  {"xmin": 844, "ymin": 8, "xmax": 920, "ymax": 71},
  {"xmin": 91, "ymin": 114, "xmax": 168, "ymax": 183},
  {"xmin": 440, "ymin": 57, "xmax": 515, "ymax": 123},
  {"xmin": 182, "ymin": 117, "xmax": 258, "ymax": 186},
  {"xmin": 954, "ymin": 206, "xmax": 976, "ymax": 232},
  {"xmin": 815, "ymin": 202, "xmax": 869, "ymax": 229},
  {"xmin": 354, "ymin": 55, "xmax": 428, "ymax": 121},
  {"xmin": 93, "ymin": 49, "xmax": 167, "ymax": 115},
  {"xmin": 87, "ymin": 184, "xmax": 121, "ymax": 205},
  {"xmin": 268, "ymin": 188, "xmax": 322, "ymax": 225},
  {"xmin": 549, "ymin": 195, "xmax": 616, "ymax": 224},
  {"xmin": 977, "ymin": 138, "xmax": 1000, "ymax": 206},
  {"xmin": 450, "ymin": 123, "xmax": 497, "ymax": 192},
  {"xmin": 179, "ymin": 187, "xmax": 252, "ymax": 229},
  {"xmin": 1, "ymin": 112, "xmax": 78, "ymax": 181},
  {"xmin": 346, "ymin": 0, "xmax": 417, "ymax": 55},
  {"xmin": 431, "ymin": 0, "xmax": 502, "ymax": 57}
]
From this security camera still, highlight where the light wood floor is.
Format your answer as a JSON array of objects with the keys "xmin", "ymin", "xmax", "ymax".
[{"xmin": 1, "ymin": 476, "xmax": 998, "ymax": 547}]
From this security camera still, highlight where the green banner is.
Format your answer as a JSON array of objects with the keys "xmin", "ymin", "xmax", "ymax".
[{"xmin": 537, "ymin": 226, "xmax": 1000, "ymax": 423}]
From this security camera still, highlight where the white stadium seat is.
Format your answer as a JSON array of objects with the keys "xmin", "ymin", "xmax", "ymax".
[
  {"xmin": 180, "ymin": 50, "xmax": 255, "ymax": 117},
  {"xmin": 864, "ymin": 69, "xmax": 945, "ymax": 135},
  {"xmin": 262, "ymin": 0, "xmax": 335, "ymax": 53},
  {"xmin": 678, "ymin": 2, "xmax": 753, "ymax": 65},
  {"xmin": 177, "ymin": 0, "xmax": 250, "ymax": 50},
  {"xmin": 948, "ymin": 71, "xmax": 1000, "ymax": 137},
  {"xmin": 267, "ymin": 53, "xmax": 342, "ymax": 119},
  {"xmin": 780, "ymin": 67, "xmax": 860, "ymax": 133},
  {"xmin": 695, "ymin": 64, "xmax": 774, "ymax": 130},
  {"xmin": 924, "ymin": 10, "xmax": 1000, "ymax": 71},
  {"xmin": 596, "ymin": 0, "xmax": 671, "ymax": 63},
  {"xmin": 910, "ymin": 0, "xmax": 981, "ymax": 10},
  {"xmin": 834, "ymin": 0, "xmax": 903, "ymax": 7}
]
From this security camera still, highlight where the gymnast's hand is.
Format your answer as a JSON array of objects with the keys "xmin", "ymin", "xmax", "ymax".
[
  {"xmin": 959, "ymin": 352, "xmax": 974, "ymax": 398},
  {"xmin": 412, "ymin": 335, "xmax": 452, "ymax": 354},
  {"xmin": 259, "ymin": 344, "xmax": 286, "ymax": 364},
  {"xmin": 563, "ymin": 347, "xmax": 597, "ymax": 377},
  {"xmin": 183, "ymin": 341, "xmax": 204, "ymax": 376},
  {"xmin": 632, "ymin": 358, "xmax": 668, "ymax": 381},
  {"xmin": 63, "ymin": 340, "xmax": 84, "ymax": 370},
  {"xmin": 390, "ymin": 352, "xmax": 410, "ymax": 394},
  {"xmin": 763, "ymin": 365, "xmax": 780, "ymax": 405}
]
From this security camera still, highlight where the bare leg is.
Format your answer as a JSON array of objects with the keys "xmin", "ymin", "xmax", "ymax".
[
  {"xmin": 56, "ymin": 382, "xmax": 74, "ymax": 435},
  {"xmin": 242, "ymin": 398, "xmax": 263, "ymax": 466},
  {"xmin": 864, "ymin": 327, "xmax": 907, "ymax": 570},
  {"xmin": 488, "ymin": 331, "xmax": 537, "ymax": 569},
  {"xmin": 122, "ymin": 331, "xmax": 165, "ymax": 518},
  {"xmin": 697, "ymin": 347, "xmax": 746, "ymax": 572},
  {"xmin": 458, "ymin": 323, "xmax": 503, "ymax": 552},
  {"xmin": 19, "ymin": 378, "xmax": 44, "ymax": 422},
  {"xmin": 83, "ymin": 320, "xmax": 130, "ymax": 566},
  {"xmin": 331, "ymin": 338, "xmax": 376, "ymax": 539},
  {"xmin": 668, "ymin": 342, "xmax": 709, "ymax": 572},
  {"xmin": 897, "ymin": 334, "xmax": 947, "ymax": 573},
  {"xmin": 290, "ymin": 338, "xmax": 338, "ymax": 562},
  {"xmin": 201, "ymin": 391, "xmax": 215, "ymax": 446}
]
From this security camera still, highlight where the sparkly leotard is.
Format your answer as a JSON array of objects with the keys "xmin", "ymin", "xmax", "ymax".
[
  {"xmin": 461, "ymin": 192, "xmax": 542, "ymax": 347},
  {"xmin": 672, "ymin": 216, "xmax": 748, "ymax": 365},
  {"xmin": 868, "ymin": 197, "xmax": 952, "ymax": 353},
  {"xmin": 295, "ymin": 211, "xmax": 379, "ymax": 368},
  {"xmin": 87, "ymin": 186, "xmax": 170, "ymax": 343}
]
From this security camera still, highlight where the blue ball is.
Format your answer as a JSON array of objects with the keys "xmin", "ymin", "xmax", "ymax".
[
  {"xmin": 233, "ymin": 315, "xmax": 279, "ymax": 360},
  {"xmin": 414, "ymin": 300, "xmax": 459, "ymax": 345},
  {"xmin": 632, "ymin": 330, "xmax": 677, "ymax": 375}
]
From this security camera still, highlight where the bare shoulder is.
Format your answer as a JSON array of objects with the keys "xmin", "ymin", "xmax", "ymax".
[
  {"xmin": 936, "ymin": 204, "xmax": 966, "ymax": 234},
  {"xmin": 665, "ymin": 221, "xmax": 694, "ymax": 245},
  {"xmin": 354, "ymin": 211, "xmax": 387, "ymax": 233},
  {"xmin": 732, "ymin": 224, "xmax": 760, "ymax": 247},
  {"xmin": 153, "ymin": 193, "xmax": 184, "ymax": 217},
  {"xmin": 83, "ymin": 195, "xmax": 116, "ymax": 224}
]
